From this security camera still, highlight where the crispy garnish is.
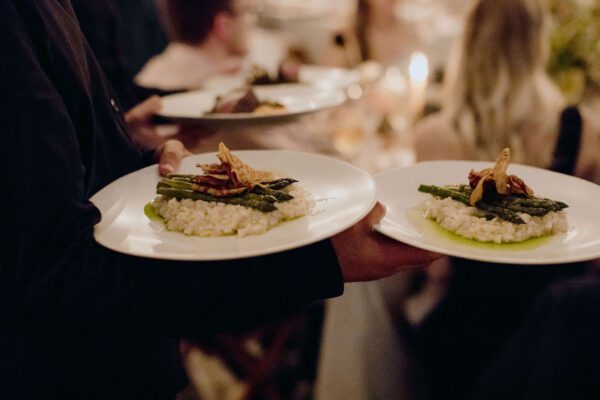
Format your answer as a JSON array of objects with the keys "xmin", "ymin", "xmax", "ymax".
[
  {"xmin": 469, "ymin": 148, "xmax": 534, "ymax": 205},
  {"xmin": 197, "ymin": 163, "xmax": 227, "ymax": 175},
  {"xmin": 192, "ymin": 143, "xmax": 276, "ymax": 197},
  {"xmin": 216, "ymin": 142, "xmax": 275, "ymax": 187}
]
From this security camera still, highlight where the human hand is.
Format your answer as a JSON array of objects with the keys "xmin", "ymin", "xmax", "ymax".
[
  {"xmin": 125, "ymin": 95, "xmax": 165, "ymax": 149},
  {"xmin": 330, "ymin": 202, "xmax": 444, "ymax": 282},
  {"xmin": 155, "ymin": 139, "xmax": 191, "ymax": 176}
]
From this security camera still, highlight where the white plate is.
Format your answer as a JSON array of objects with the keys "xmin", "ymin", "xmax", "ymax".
[
  {"xmin": 90, "ymin": 150, "xmax": 376, "ymax": 261},
  {"xmin": 373, "ymin": 161, "xmax": 600, "ymax": 265},
  {"xmin": 157, "ymin": 85, "xmax": 347, "ymax": 123},
  {"xmin": 204, "ymin": 65, "xmax": 360, "ymax": 91}
]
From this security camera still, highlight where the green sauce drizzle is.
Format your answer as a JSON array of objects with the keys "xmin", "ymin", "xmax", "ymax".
[{"xmin": 144, "ymin": 202, "xmax": 164, "ymax": 222}]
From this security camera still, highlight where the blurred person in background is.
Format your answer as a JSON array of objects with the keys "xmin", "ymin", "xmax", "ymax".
[
  {"xmin": 414, "ymin": 0, "xmax": 600, "ymax": 180},
  {"xmin": 135, "ymin": 0, "xmax": 287, "ymax": 91},
  {"xmin": 136, "ymin": 0, "xmax": 336, "ymax": 156},
  {"xmin": 408, "ymin": 0, "xmax": 600, "ymax": 399},
  {"xmin": 356, "ymin": 0, "xmax": 412, "ymax": 66}
]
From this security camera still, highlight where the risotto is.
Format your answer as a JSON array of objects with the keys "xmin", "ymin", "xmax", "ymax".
[
  {"xmin": 153, "ymin": 185, "xmax": 314, "ymax": 237},
  {"xmin": 423, "ymin": 197, "xmax": 568, "ymax": 244},
  {"xmin": 418, "ymin": 148, "xmax": 570, "ymax": 243}
]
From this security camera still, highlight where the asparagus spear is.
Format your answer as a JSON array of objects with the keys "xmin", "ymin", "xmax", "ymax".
[
  {"xmin": 262, "ymin": 178, "xmax": 298, "ymax": 190},
  {"xmin": 475, "ymin": 203, "xmax": 525, "ymax": 224},
  {"xmin": 418, "ymin": 185, "xmax": 471, "ymax": 205},
  {"xmin": 167, "ymin": 174, "xmax": 297, "ymax": 189},
  {"xmin": 252, "ymin": 185, "xmax": 294, "ymax": 201},
  {"xmin": 447, "ymin": 184, "xmax": 568, "ymax": 211},
  {"xmin": 156, "ymin": 188, "xmax": 277, "ymax": 212},
  {"xmin": 418, "ymin": 184, "xmax": 568, "ymax": 224},
  {"xmin": 157, "ymin": 178, "xmax": 196, "ymax": 191},
  {"xmin": 158, "ymin": 177, "xmax": 293, "ymax": 202},
  {"xmin": 166, "ymin": 173, "xmax": 194, "ymax": 181},
  {"xmin": 418, "ymin": 185, "xmax": 522, "ymax": 224}
]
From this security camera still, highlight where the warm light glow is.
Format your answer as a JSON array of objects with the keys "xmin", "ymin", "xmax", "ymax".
[
  {"xmin": 384, "ymin": 66, "xmax": 407, "ymax": 94},
  {"xmin": 408, "ymin": 52, "xmax": 429, "ymax": 83},
  {"xmin": 346, "ymin": 84, "xmax": 364, "ymax": 100}
]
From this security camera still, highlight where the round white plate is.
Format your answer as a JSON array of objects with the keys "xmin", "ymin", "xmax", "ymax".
[
  {"xmin": 157, "ymin": 85, "xmax": 347, "ymax": 123},
  {"xmin": 373, "ymin": 161, "xmax": 600, "ymax": 265},
  {"xmin": 90, "ymin": 150, "xmax": 376, "ymax": 261},
  {"xmin": 204, "ymin": 65, "xmax": 360, "ymax": 91}
]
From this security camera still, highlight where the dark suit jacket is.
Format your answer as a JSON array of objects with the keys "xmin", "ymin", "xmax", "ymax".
[
  {"xmin": 473, "ymin": 275, "xmax": 600, "ymax": 400},
  {"xmin": 0, "ymin": 1, "xmax": 343, "ymax": 399}
]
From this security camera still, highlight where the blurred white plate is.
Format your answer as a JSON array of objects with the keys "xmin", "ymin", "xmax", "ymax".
[
  {"xmin": 374, "ymin": 161, "xmax": 600, "ymax": 265},
  {"xmin": 157, "ymin": 85, "xmax": 346, "ymax": 124},
  {"xmin": 90, "ymin": 150, "xmax": 375, "ymax": 261},
  {"xmin": 204, "ymin": 65, "xmax": 360, "ymax": 91}
]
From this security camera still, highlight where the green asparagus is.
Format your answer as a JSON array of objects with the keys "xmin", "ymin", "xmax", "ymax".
[
  {"xmin": 156, "ymin": 187, "xmax": 277, "ymax": 212},
  {"xmin": 418, "ymin": 184, "xmax": 568, "ymax": 224},
  {"xmin": 261, "ymin": 178, "xmax": 298, "ymax": 190},
  {"xmin": 155, "ymin": 173, "xmax": 300, "ymax": 212}
]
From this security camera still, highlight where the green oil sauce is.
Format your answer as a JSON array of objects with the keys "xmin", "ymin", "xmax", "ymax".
[
  {"xmin": 144, "ymin": 202, "xmax": 164, "ymax": 222},
  {"xmin": 406, "ymin": 206, "xmax": 552, "ymax": 251}
]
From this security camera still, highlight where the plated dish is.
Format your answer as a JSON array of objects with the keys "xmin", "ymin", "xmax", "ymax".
[
  {"xmin": 152, "ymin": 143, "xmax": 312, "ymax": 237},
  {"xmin": 418, "ymin": 149, "xmax": 568, "ymax": 244},
  {"xmin": 90, "ymin": 149, "xmax": 375, "ymax": 261},
  {"xmin": 157, "ymin": 85, "xmax": 346, "ymax": 123},
  {"xmin": 206, "ymin": 88, "xmax": 287, "ymax": 116},
  {"xmin": 374, "ymin": 158, "xmax": 600, "ymax": 264}
]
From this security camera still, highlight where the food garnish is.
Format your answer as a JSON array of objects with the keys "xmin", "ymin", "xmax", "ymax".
[
  {"xmin": 418, "ymin": 148, "xmax": 568, "ymax": 225},
  {"xmin": 468, "ymin": 148, "xmax": 534, "ymax": 205},
  {"xmin": 156, "ymin": 143, "xmax": 297, "ymax": 212}
]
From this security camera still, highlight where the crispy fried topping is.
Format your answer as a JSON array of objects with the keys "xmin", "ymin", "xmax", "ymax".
[
  {"xmin": 468, "ymin": 148, "xmax": 534, "ymax": 205},
  {"xmin": 215, "ymin": 142, "xmax": 274, "ymax": 187},
  {"xmin": 192, "ymin": 143, "xmax": 276, "ymax": 197}
]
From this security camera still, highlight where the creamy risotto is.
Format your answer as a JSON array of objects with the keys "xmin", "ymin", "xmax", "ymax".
[
  {"xmin": 423, "ymin": 197, "xmax": 568, "ymax": 244},
  {"xmin": 153, "ymin": 185, "xmax": 313, "ymax": 237}
]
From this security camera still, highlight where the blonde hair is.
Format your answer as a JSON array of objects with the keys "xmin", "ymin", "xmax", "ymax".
[{"xmin": 444, "ymin": 0, "xmax": 564, "ymax": 166}]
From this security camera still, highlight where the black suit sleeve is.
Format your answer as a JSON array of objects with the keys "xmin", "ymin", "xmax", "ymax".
[{"xmin": 0, "ymin": 0, "xmax": 343, "ymax": 337}]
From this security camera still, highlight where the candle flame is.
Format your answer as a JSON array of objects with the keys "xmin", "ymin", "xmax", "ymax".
[{"xmin": 409, "ymin": 52, "xmax": 429, "ymax": 83}]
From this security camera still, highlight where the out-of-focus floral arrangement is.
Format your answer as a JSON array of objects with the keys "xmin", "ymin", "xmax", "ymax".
[{"xmin": 548, "ymin": 0, "xmax": 600, "ymax": 103}]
